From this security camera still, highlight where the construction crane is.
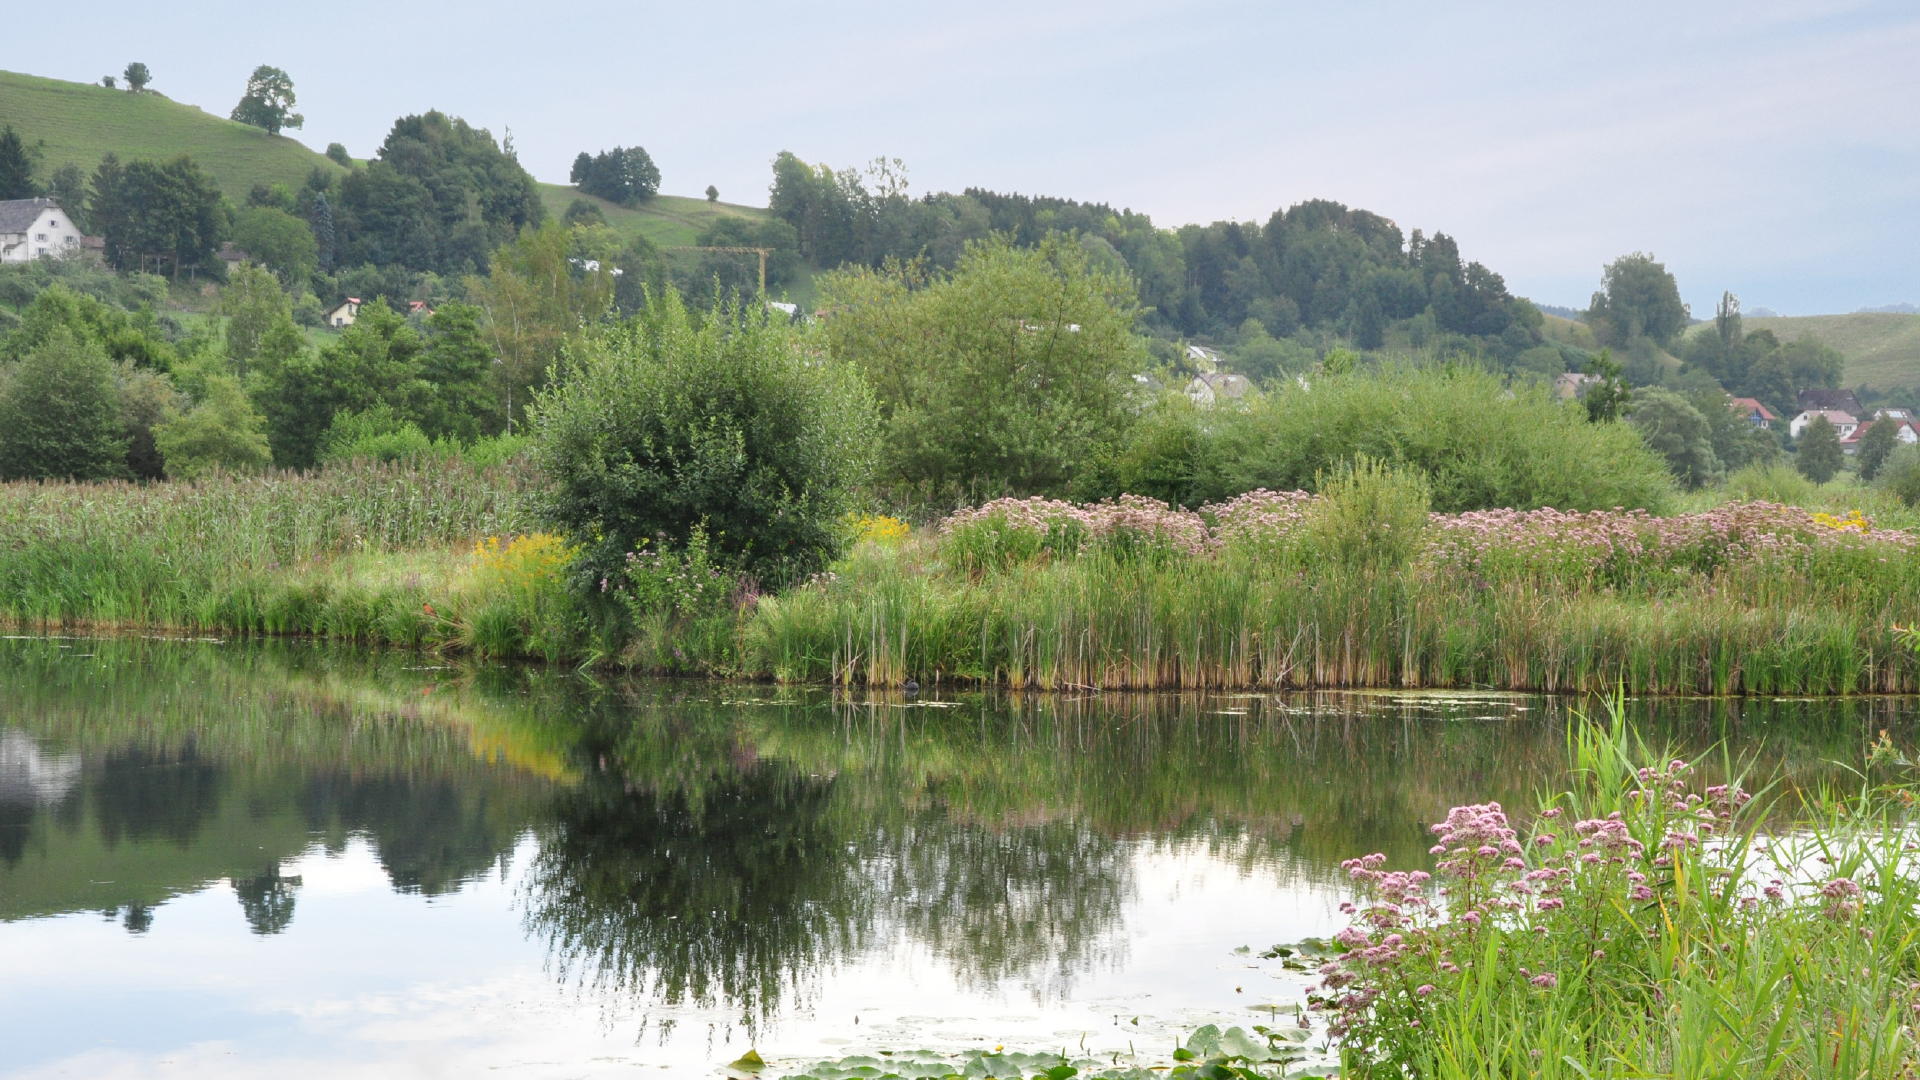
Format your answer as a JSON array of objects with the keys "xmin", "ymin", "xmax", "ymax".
[{"xmin": 663, "ymin": 246, "xmax": 774, "ymax": 296}]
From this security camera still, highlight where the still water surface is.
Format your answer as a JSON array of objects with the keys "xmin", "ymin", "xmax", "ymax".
[{"xmin": 0, "ymin": 637, "xmax": 1911, "ymax": 1077}]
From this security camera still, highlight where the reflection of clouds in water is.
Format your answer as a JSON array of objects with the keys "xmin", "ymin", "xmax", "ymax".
[{"xmin": 0, "ymin": 728, "xmax": 80, "ymax": 805}]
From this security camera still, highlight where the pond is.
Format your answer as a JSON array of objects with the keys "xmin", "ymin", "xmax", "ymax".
[{"xmin": 0, "ymin": 636, "xmax": 1912, "ymax": 1078}]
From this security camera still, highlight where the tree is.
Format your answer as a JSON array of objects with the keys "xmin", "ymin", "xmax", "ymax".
[
  {"xmin": 308, "ymin": 191, "xmax": 336, "ymax": 273},
  {"xmin": 1696, "ymin": 393, "xmax": 1779, "ymax": 473},
  {"xmin": 117, "ymin": 362, "xmax": 184, "ymax": 480},
  {"xmin": 221, "ymin": 262, "xmax": 292, "ymax": 376},
  {"xmin": 0, "ymin": 327, "xmax": 128, "ymax": 481},
  {"xmin": 325, "ymin": 143, "xmax": 352, "ymax": 168},
  {"xmin": 1587, "ymin": 253, "xmax": 1688, "ymax": 346},
  {"xmin": 466, "ymin": 222, "xmax": 615, "ymax": 430},
  {"xmin": 705, "ymin": 185, "xmax": 719, "ymax": 203},
  {"xmin": 818, "ymin": 233, "xmax": 1145, "ymax": 498},
  {"xmin": 334, "ymin": 111, "xmax": 544, "ymax": 275},
  {"xmin": 1795, "ymin": 415, "xmax": 1844, "ymax": 485},
  {"xmin": 0, "ymin": 126, "xmax": 35, "ymax": 199},
  {"xmin": 45, "ymin": 163, "xmax": 86, "ymax": 228},
  {"xmin": 1582, "ymin": 349, "xmax": 1631, "ymax": 423},
  {"xmin": 531, "ymin": 290, "xmax": 878, "ymax": 588},
  {"xmin": 231, "ymin": 205, "xmax": 317, "ymax": 284},
  {"xmin": 123, "ymin": 63, "xmax": 151, "ymax": 93},
  {"xmin": 563, "ymin": 198, "xmax": 606, "ymax": 227},
  {"xmin": 1628, "ymin": 388, "xmax": 1721, "ymax": 490},
  {"xmin": 230, "ymin": 66, "xmax": 303, "ymax": 134},
  {"xmin": 89, "ymin": 154, "xmax": 225, "ymax": 277},
  {"xmin": 416, "ymin": 302, "xmax": 495, "ymax": 441},
  {"xmin": 570, "ymin": 146, "xmax": 660, "ymax": 206},
  {"xmin": 154, "ymin": 376, "xmax": 273, "ymax": 478},
  {"xmin": 1856, "ymin": 416, "xmax": 1900, "ymax": 482}
]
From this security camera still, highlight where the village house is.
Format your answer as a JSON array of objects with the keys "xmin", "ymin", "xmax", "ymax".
[
  {"xmin": 325, "ymin": 298, "xmax": 362, "ymax": 328},
  {"xmin": 1839, "ymin": 411, "xmax": 1920, "ymax": 455},
  {"xmin": 1797, "ymin": 388, "xmax": 1864, "ymax": 418},
  {"xmin": 1789, "ymin": 409, "xmax": 1858, "ymax": 439},
  {"xmin": 1726, "ymin": 397, "xmax": 1776, "ymax": 429},
  {"xmin": 1186, "ymin": 371, "xmax": 1250, "ymax": 407},
  {"xmin": 0, "ymin": 199, "xmax": 85, "ymax": 262},
  {"xmin": 1555, "ymin": 372, "xmax": 1600, "ymax": 400}
]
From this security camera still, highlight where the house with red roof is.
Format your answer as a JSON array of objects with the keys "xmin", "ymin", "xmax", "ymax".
[
  {"xmin": 1726, "ymin": 397, "xmax": 1776, "ymax": 429},
  {"xmin": 1840, "ymin": 412, "xmax": 1920, "ymax": 456}
]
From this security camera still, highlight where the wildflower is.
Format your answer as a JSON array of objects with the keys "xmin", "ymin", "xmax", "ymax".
[
  {"xmin": 1530, "ymin": 973, "xmax": 1558, "ymax": 990},
  {"xmin": 1416, "ymin": 984, "xmax": 1436, "ymax": 997}
]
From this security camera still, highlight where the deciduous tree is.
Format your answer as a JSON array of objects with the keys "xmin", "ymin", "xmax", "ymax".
[
  {"xmin": 1795, "ymin": 415, "xmax": 1844, "ymax": 485},
  {"xmin": 0, "ymin": 327, "xmax": 128, "ymax": 481},
  {"xmin": 230, "ymin": 66, "xmax": 304, "ymax": 134}
]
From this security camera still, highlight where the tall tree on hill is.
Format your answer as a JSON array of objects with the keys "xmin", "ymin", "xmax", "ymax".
[
  {"xmin": 123, "ymin": 63, "xmax": 151, "ymax": 93},
  {"xmin": 1587, "ymin": 253, "xmax": 1688, "ymax": 346},
  {"xmin": 230, "ymin": 66, "xmax": 304, "ymax": 135},
  {"xmin": 309, "ymin": 191, "xmax": 335, "ymax": 272},
  {"xmin": 1795, "ymin": 415, "xmax": 1844, "ymax": 485},
  {"xmin": 45, "ymin": 164, "xmax": 86, "ymax": 228},
  {"xmin": 0, "ymin": 126, "xmax": 36, "ymax": 199},
  {"xmin": 570, "ymin": 146, "xmax": 660, "ymax": 206},
  {"xmin": 334, "ymin": 111, "xmax": 543, "ymax": 275}
]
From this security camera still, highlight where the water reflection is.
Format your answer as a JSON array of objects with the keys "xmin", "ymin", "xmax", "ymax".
[{"xmin": 0, "ymin": 635, "xmax": 1913, "ymax": 1049}]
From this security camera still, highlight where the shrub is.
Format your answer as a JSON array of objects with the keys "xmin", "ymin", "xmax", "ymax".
[
  {"xmin": 1186, "ymin": 363, "xmax": 1674, "ymax": 513},
  {"xmin": 531, "ymin": 289, "xmax": 878, "ymax": 589},
  {"xmin": 463, "ymin": 533, "xmax": 579, "ymax": 659},
  {"xmin": 319, "ymin": 404, "xmax": 433, "ymax": 464},
  {"xmin": 1304, "ymin": 457, "xmax": 1430, "ymax": 573},
  {"xmin": 0, "ymin": 326, "xmax": 128, "ymax": 481},
  {"xmin": 1879, "ymin": 444, "xmax": 1920, "ymax": 507},
  {"xmin": 1725, "ymin": 461, "xmax": 1817, "ymax": 504},
  {"xmin": 154, "ymin": 376, "xmax": 273, "ymax": 479}
]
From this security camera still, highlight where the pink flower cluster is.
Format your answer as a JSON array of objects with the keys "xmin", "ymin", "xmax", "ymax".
[
  {"xmin": 941, "ymin": 494, "xmax": 1210, "ymax": 557},
  {"xmin": 1201, "ymin": 488, "xmax": 1317, "ymax": 546}
]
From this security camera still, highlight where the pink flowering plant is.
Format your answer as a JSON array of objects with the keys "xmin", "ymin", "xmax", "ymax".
[{"xmin": 1309, "ymin": 698, "xmax": 1920, "ymax": 1076}]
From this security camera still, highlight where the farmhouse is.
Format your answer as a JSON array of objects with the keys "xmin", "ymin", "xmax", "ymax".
[
  {"xmin": 0, "ymin": 199, "xmax": 84, "ymax": 262},
  {"xmin": 1789, "ymin": 409, "xmax": 1858, "ymax": 439},
  {"xmin": 1840, "ymin": 413, "xmax": 1920, "ymax": 456},
  {"xmin": 1726, "ymin": 397, "xmax": 1776, "ymax": 429},
  {"xmin": 325, "ymin": 298, "xmax": 361, "ymax": 328}
]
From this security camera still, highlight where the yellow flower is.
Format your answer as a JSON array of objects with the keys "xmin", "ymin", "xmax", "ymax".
[
  {"xmin": 1812, "ymin": 510, "xmax": 1870, "ymax": 534},
  {"xmin": 846, "ymin": 512, "xmax": 911, "ymax": 546}
]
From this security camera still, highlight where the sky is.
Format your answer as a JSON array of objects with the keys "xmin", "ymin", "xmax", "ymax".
[{"xmin": 19, "ymin": 1, "xmax": 1919, "ymax": 315}]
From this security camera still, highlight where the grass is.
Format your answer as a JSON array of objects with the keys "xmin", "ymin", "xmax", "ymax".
[
  {"xmin": 1315, "ymin": 700, "xmax": 1920, "ymax": 1078},
  {"xmin": 1685, "ymin": 311, "xmax": 1920, "ymax": 395},
  {"xmin": 535, "ymin": 183, "xmax": 768, "ymax": 248},
  {"xmin": 0, "ymin": 69, "xmax": 347, "ymax": 196}
]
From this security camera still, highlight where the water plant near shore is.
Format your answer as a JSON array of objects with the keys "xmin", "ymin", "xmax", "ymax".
[{"xmin": 1313, "ymin": 703, "xmax": 1920, "ymax": 1077}]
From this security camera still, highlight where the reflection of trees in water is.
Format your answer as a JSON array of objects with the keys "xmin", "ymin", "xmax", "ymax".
[
  {"xmin": 301, "ymin": 776, "xmax": 518, "ymax": 895},
  {"xmin": 233, "ymin": 864, "xmax": 302, "ymax": 934},
  {"xmin": 524, "ymin": 755, "xmax": 871, "ymax": 1031},
  {"xmin": 873, "ymin": 817, "xmax": 1130, "ymax": 998},
  {"xmin": 95, "ymin": 742, "xmax": 223, "ymax": 849}
]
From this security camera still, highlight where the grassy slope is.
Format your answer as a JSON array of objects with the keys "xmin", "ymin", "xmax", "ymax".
[
  {"xmin": 536, "ymin": 183, "xmax": 766, "ymax": 248},
  {"xmin": 1685, "ymin": 312, "xmax": 1920, "ymax": 393},
  {"xmin": 0, "ymin": 70, "xmax": 346, "ymax": 197}
]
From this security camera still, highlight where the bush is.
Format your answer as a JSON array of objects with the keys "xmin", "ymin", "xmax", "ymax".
[
  {"xmin": 0, "ymin": 326, "xmax": 128, "ymax": 481},
  {"xmin": 531, "ymin": 289, "xmax": 878, "ymax": 589},
  {"xmin": 1304, "ymin": 457, "xmax": 1430, "ymax": 573},
  {"xmin": 1879, "ymin": 444, "xmax": 1920, "ymax": 507},
  {"xmin": 154, "ymin": 376, "xmax": 273, "ymax": 479},
  {"xmin": 1726, "ymin": 461, "xmax": 1818, "ymax": 504},
  {"xmin": 319, "ymin": 404, "xmax": 433, "ymax": 464},
  {"xmin": 1181, "ymin": 363, "xmax": 1674, "ymax": 512}
]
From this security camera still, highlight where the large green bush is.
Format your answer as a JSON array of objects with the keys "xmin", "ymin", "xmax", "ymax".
[
  {"xmin": 1131, "ymin": 363, "xmax": 1672, "ymax": 512},
  {"xmin": 531, "ymin": 290, "xmax": 877, "ymax": 588},
  {"xmin": 0, "ymin": 327, "xmax": 128, "ymax": 481}
]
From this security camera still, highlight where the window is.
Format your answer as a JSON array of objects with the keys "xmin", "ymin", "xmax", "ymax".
[
  {"xmin": 49, "ymin": 220, "xmax": 59, "ymax": 228},
  {"xmin": 34, "ymin": 234, "xmax": 46, "ymax": 242}
]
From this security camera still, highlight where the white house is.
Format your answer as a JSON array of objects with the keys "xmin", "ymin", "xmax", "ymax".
[
  {"xmin": 0, "ymin": 199, "xmax": 84, "ymax": 262},
  {"xmin": 325, "ymin": 298, "xmax": 362, "ymax": 328},
  {"xmin": 1789, "ymin": 409, "xmax": 1858, "ymax": 439},
  {"xmin": 1186, "ymin": 371, "xmax": 1251, "ymax": 407}
]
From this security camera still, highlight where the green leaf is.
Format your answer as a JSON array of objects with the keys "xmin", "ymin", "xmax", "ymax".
[{"xmin": 730, "ymin": 1049, "xmax": 767, "ymax": 1071}]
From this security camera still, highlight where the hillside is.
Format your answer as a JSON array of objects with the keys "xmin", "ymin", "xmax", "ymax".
[
  {"xmin": 1685, "ymin": 312, "xmax": 1920, "ymax": 394},
  {"xmin": 535, "ymin": 183, "xmax": 767, "ymax": 248},
  {"xmin": 0, "ymin": 69, "xmax": 345, "ymax": 197}
]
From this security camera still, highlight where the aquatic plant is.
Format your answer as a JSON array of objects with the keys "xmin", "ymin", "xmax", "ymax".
[{"xmin": 1313, "ymin": 704, "xmax": 1920, "ymax": 1077}]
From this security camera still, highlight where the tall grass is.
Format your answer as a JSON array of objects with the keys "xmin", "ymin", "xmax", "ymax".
[
  {"xmin": 0, "ymin": 458, "xmax": 537, "ymax": 641},
  {"xmin": 1317, "ymin": 699, "xmax": 1920, "ymax": 1077}
]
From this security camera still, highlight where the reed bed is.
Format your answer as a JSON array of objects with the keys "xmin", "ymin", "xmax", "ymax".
[
  {"xmin": 0, "ymin": 460, "xmax": 533, "ymax": 637},
  {"xmin": 746, "ymin": 492, "xmax": 1920, "ymax": 695}
]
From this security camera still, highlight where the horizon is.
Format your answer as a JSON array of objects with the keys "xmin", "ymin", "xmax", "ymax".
[{"xmin": 10, "ymin": 0, "xmax": 1918, "ymax": 318}]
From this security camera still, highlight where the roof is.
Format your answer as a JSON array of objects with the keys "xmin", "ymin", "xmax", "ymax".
[
  {"xmin": 1727, "ymin": 397, "xmax": 1777, "ymax": 420},
  {"xmin": 1843, "ymin": 417, "xmax": 1917, "ymax": 442},
  {"xmin": 1797, "ymin": 388, "xmax": 1863, "ymax": 415},
  {"xmin": 1795, "ymin": 409, "xmax": 1857, "ymax": 426},
  {"xmin": 0, "ymin": 198, "xmax": 58, "ymax": 234}
]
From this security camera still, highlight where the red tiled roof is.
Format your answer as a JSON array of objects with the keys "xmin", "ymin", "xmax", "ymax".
[{"xmin": 1727, "ymin": 397, "xmax": 1776, "ymax": 421}]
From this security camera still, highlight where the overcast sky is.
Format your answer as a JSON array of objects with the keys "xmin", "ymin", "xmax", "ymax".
[{"xmin": 22, "ymin": 1, "xmax": 1919, "ymax": 315}]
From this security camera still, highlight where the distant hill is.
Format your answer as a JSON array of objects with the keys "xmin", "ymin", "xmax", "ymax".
[
  {"xmin": 0, "ymin": 69, "xmax": 345, "ymax": 198},
  {"xmin": 1685, "ymin": 312, "xmax": 1920, "ymax": 395}
]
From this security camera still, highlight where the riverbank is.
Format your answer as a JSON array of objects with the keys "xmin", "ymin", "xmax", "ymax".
[{"xmin": 1, "ymin": 466, "xmax": 1917, "ymax": 694}]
